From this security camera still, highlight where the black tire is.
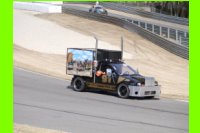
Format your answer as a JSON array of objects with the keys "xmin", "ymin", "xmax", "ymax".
[
  {"xmin": 117, "ymin": 83, "xmax": 130, "ymax": 98},
  {"xmin": 105, "ymin": 11, "xmax": 108, "ymax": 16},
  {"xmin": 73, "ymin": 77, "xmax": 85, "ymax": 92}
]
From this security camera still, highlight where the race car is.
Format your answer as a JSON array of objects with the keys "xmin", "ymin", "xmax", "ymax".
[{"xmin": 89, "ymin": 5, "xmax": 108, "ymax": 15}]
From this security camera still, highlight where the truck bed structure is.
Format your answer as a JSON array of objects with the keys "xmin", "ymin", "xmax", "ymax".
[{"xmin": 66, "ymin": 48, "xmax": 122, "ymax": 77}]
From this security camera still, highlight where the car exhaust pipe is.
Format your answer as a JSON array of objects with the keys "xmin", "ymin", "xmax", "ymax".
[
  {"xmin": 94, "ymin": 36, "xmax": 98, "ymax": 59},
  {"xmin": 121, "ymin": 36, "xmax": 123, "ymax": 60},
  {"xmin": 94, "ymin": 36, "xmax": 98, "ymax": 83}
]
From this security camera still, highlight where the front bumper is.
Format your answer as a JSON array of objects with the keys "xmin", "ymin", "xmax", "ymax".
[{"xmin": 128, "ymin": 85, "xmax": 161, "ymax": 98}]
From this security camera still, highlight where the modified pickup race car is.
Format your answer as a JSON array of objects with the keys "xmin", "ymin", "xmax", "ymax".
[{"xmin": 66, "ymin": 37, "xmax": 161, "ymax": 99}]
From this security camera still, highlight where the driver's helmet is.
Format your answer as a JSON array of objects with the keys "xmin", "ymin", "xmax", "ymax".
[{"xmin": 95, "ymin": 1, "xmax": 99, "ymax": 5}]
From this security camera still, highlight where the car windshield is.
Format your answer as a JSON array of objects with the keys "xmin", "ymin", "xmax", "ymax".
[
  {"xmin": 95, "ymin": 7, "xmax": 104, "ymax": 11},
  {"xmin": 111, "ymin": 63, "xmax": 137, "ymax": 75}
]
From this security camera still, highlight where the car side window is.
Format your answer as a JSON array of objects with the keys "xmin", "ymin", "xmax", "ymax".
[{"xmin": 103, "ymin": 65, "xmax": 115, "ymax": 74}]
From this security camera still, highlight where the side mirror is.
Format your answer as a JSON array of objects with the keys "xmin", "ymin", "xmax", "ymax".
[{"xmin": 106, "ymin": 68, "xmax": 112, "ymax": 77}]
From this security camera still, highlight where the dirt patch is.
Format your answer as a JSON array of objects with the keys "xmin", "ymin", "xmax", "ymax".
[
  {"xmin": 35, "ymin": 13, "xmax": 145, "ymax": 53},
  {"xmin": 14, "ymin": 123, "xmax": 68, "ymax": 133}
]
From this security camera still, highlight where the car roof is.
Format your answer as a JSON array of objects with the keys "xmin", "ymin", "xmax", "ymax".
[{"xmin": 94, "ymin": 5, "xmax": 103, "ymax": 8}]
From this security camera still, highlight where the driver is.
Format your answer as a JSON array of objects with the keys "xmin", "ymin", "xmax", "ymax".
[{"xmin": 96, "ymin": 70, "xmax": 105, "ymax": 77}]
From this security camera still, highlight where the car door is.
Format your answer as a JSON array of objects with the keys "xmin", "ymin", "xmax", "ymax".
[{"xmin": 99, "ymin": 64, "xmax": 118, "ymax": 85}]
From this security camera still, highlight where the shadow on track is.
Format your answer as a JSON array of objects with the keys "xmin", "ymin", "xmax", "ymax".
[{"xmin": 66, "ymin": 85, "xmax": 159, "ymax": 100}]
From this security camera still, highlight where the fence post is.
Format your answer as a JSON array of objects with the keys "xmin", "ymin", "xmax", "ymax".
[
  {"xmin": 152, "ymin": 24, "xmax": 154, "ymax": 33},
  {"xmin": 159, "ymin": 26, "xmax": 161, "ymax": 36},
  {"xmin": 176, "ymin": 30, "xmax": 178, "ymax": 43},
  {"xmin": 179, "ymin": 36, "xmax": 182, "ymax": 45},
  {"xmin": 145, "ymin": 23, "xmax": 147, "ymax": 30},
  {"xmin": 184, "ymin": 32, "xmax": 187, "ymax": 38},
  {"xmin": 167, "ymin": 28, "xmax": 170, "ymax": 38}
]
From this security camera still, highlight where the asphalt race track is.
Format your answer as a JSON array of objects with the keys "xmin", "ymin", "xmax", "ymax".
[{"xmin": 14, "ymin": 68, "xmax": 188, "ymax": 133}]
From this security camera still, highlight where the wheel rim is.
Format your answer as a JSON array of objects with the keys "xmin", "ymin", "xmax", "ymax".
[
  {"xmin": 119, "ymin": 86, "xmax": 128, "ymax": 96},
  {"xmin": 75, "ymin": 80, "xmax": 82, "ymax": 90}
]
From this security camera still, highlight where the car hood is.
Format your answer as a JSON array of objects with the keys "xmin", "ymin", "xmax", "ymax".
[{"xmin": 121, "ymin": 74, "xmax": 145, "ymax": 84}]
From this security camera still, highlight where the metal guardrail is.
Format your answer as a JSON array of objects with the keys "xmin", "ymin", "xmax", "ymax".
[
  {"xmin": 123, "ymin": 20, "xmax": 188, "ymax": 59},
  {"xmin": 62, "ymin": 7, "xmax": 188, "ymax": 59},
  {"xmin": 100, "ymin": 2, "xmax": 189, "ymax": 26},
  {"xmin": 123, "ymin": 18, "xmax": 188, "ymax": 48}
]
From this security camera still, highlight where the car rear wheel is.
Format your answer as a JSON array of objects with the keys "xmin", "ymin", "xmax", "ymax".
[
  {"xmin": 117, "ymin": 83, "xmax": 130, "ymax": 98},
  {"xmin": 73, "ymin": 77, "xmax": 85, "ymax": 92}
]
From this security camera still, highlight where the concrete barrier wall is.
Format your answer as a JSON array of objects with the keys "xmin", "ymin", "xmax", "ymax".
[{"xmin": 14, "ymin": 2, "xmax": 62, "ymax": 13}]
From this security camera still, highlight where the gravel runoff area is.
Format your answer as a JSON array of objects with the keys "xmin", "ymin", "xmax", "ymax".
[{"xmin": 14, "ymin": 9, "xmax": 188, "ymax": 101}]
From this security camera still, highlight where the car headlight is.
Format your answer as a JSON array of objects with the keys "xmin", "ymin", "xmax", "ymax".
[
  {"xmin": 137, "ymin": 83, "xmax": 141, "ymax": 86},
  {"xmin": 155, "ymin": 81, "xmax": 158, "ymax": 86}
]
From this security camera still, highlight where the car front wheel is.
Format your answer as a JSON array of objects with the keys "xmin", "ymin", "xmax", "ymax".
[{"xmin": 117, "ymin": 83, "xmax": 130, "ymax": 98}]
